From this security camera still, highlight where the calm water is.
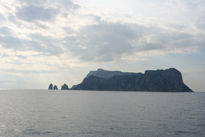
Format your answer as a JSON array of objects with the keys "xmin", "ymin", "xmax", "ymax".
[{"xmin": 0, "ymin": 90, "xmax": 204, "ymax": 137}]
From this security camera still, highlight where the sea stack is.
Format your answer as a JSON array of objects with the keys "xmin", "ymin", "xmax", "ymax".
[
  {"xmin": 54, "ymin": 85, "xmax": 58, "ymax": 90},
  {"xmin": 61, "ymin": 83, "xmax": 69, "ymax": 90},
  {"xmin": 48, "ymin": 83, "xmax": 53, "ymax": 90}
]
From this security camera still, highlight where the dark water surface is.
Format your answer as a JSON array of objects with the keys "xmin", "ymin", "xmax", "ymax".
[{"xmin": 0, "ymin": 90, "xmax": 204, "ymax": 137}]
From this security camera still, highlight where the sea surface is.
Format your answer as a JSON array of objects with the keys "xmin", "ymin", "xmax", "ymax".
[{"xmin": 0, "ymin": 90, "xmax": 204, "ymax": 137}]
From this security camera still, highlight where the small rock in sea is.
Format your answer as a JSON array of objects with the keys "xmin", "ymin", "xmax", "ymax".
[
  {"xmin": 54, "ymin": 85, "xmax": 58, "ymax": 90},
  {"xmin": 61, "ymin": 83, "xmax": 69, "ymax": 90},
  {"xmin": 48, "ymin": 83, "xmax": 53, "ymax": 90}
]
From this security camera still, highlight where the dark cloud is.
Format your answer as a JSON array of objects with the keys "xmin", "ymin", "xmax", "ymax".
[
  {"xmin": 0, "ymin": 36, "xmax": 23, "ymax": 49},
  {"xmin": 0, "ymin": 27, "xmax": 12, "ymax": 36},
  {"xmin": 15, "ymin": 0, "xmax": 80, "ymax": 22},
  {"xmin": 63, "ymin": 21, "xmax": 202, "ymax": 62},
  {"xmin": 8, "ymin": 14, "xmax": 22, "ymax": 27},
  {"xmin": 63, "ymin": 23, "xmax": 139, "ymax": 61},
  {"xmin": 0, "ymin": 34, "xmax": 63, "ymax": 55},
  {"xmin": 63, "ymin": 22, "xmax": 162, "ymax": 61},
  {"xmin": 28, "ymin": 33, "xmax": 63, "ymax": 55},
  {"xmin": 16, "ymin": 5, "xmax": 59, "ymax": 22},
  {"xmin": 19, "ymin": 0, "xmax": 79, "ymax": 12}
]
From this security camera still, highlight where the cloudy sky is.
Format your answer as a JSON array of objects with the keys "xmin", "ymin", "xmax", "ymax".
[{"xmin": 0, "ymin": 0, "xmax": 204, "ymax": 91}]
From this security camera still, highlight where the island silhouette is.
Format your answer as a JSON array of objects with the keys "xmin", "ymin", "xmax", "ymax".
[{"xmin": 48, "ymin": 68, "xmax": 193, "ymax": 92}]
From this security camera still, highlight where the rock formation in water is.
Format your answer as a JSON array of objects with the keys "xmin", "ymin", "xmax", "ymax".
[
  {"xmin": 71, "ymin": 68, "xmax": 193, "ymax": 92},
  {"xmin": 61, "ymin": 83, "xmax": 69, "ymax": 90},
  {"xmin": 48, "ymin": 83, "xmax": 53, "ymax": 90},
  {"xmin": 54, "ymin": 85, "xmax": 58, "ymax": 90}
]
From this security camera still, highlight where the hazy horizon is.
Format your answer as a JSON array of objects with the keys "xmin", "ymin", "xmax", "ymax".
[{"xmin": 0, "ymin": 0, "xmax": 205, "ymax": 91}]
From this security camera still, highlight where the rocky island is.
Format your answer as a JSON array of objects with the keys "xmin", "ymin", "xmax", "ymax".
[
  {"xmin": 61, "ymin": 84, "xmax": 69, "ymax": 90},
  {"xmin": 48, "ymin": 83, "xmax": 58, "ymax": 90},
  {"xmin": 48, "ymin": 83, "xmax": 70, "ymax": 90},
  {"xmin": 48, "ymin": 83, "xmax": 53, "ymax": 90},
  {"xmin": 71, "ymin": 68, "xmax": 193, "ymax": 92},
  {"xmin": 54, "ymin": 85, "xmax": 58, "ymax": 90}
]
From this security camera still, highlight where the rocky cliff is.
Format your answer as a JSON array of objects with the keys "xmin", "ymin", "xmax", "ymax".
[
  {"xmin": 48, "ymin": 83, "xmax": 53, "ymax": 90},
  {"xmin": 71, "ymin": 68, "xmax": 193, "ymax": 92}
]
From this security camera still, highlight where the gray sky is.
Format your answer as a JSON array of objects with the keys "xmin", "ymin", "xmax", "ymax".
[{"xmin": 0, "ymin": 0, "xmax": 205, "ymax": 91}]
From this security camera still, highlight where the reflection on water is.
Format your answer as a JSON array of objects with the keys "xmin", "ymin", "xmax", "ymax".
[{"xmin": 0, "ymin": 90, "xmax": 204, "ymax": 137}]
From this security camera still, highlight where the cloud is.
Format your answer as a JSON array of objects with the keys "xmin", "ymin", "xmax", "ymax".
[
  {"xmin": 0, "ymin": 14, "xmax": 5, "ymax": 21},
  {"xmin": 63, "ymin": 22, "xmax": 137, "ymax": 61},
  {"xmin": 19, "ymin": 0, "xmax": 79, "ymax": 8},
  {"xmin": 16, "ymin": 5, "xmax": 59, "ymax": 22},
  {"xmin": 28, "ymin": 33, "xmax": 64, "ymax": 55},
  {"xmin": 1, "ymin": 0, "xmax": 204, "ymax": 63},
  {"xmin": 51, "ymin": 0, "xmax": 80, "ymax": 9},
  {"xmin": 0, "ymin": 0, "xmax": 204, "ymax": 62},
  {"xmin": 0, "ymin": 33, "xmax": 63, "ymax": 55},
  {"xmin": 15, "ymin": 0, "xmax": 79, "ymax": 22},
  {"xmin": 197, "ymin": 23, "xmax": 205, "ymax": 30},
  {"xmin": 0, "ymin": 27, "xmax": 12, "ymax": 36},
  {"xmin": 62, "ymin": 21, "xmax": 201, "ymax": 62}
]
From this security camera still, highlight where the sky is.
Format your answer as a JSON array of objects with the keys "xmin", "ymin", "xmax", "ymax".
[{"xmin": 0, "ymin": 0, "xmax": 204, "ymax": 91}]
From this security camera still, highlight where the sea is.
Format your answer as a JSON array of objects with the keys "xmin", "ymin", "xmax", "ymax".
[{"xmin": 0, "ymin": 90, "xmax": 204, "ymax": 137}]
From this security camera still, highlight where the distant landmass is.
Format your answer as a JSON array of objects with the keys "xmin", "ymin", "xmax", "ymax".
[{"xmin": 71, "ymin": 68, "xmax": 193, "ymax": 92}]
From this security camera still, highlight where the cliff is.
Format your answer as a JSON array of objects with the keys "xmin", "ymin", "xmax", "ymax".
[
  {"xmin": 71, "ymin": 68, "xmax": 193, "ymax": 92},
  {"xmin": 54, "ymin": 85, "xmax": 58, "ymax": 90},
  {"xmin": 48, "ymin": 83, "xmax": 53, "ymax": 90}
]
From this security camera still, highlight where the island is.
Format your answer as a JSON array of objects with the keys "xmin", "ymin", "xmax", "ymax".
[
  {"xmin": 48, "ymin": 83, "xmax": 58, "ymax": 90},
  {"xmin": 54, "ymin": 85, "xmax": 58, "ymax": 90},
  {"xmin": 61, "ymin": 83, "xmax": 69, "ymax": 90},
  {"xmin": 48, "ymin": 83, "xmax": 53, "ymax": 90},
  {"xmin": 71, "ymin": 68, "xmax": 193, "ymax": 92}
]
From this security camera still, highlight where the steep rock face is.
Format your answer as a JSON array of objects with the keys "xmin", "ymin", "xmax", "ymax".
[
  {"xmin": 54, "ymin": 85, "xmax": 58, "ymax": 90},
  {"xmin": 71, "ymin": 68, "xmax": 192, "ymax": 92},
  {"xmin": 61, "ymin": 83, "xmax": 69, "ymax": 90},
  {"xmin": 143, "ymin": 68, "xmax": 191, "ymax": 92},
  {"xmin": 48, "ymin": 83, "xmax": 53, "ymax": 90}
]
